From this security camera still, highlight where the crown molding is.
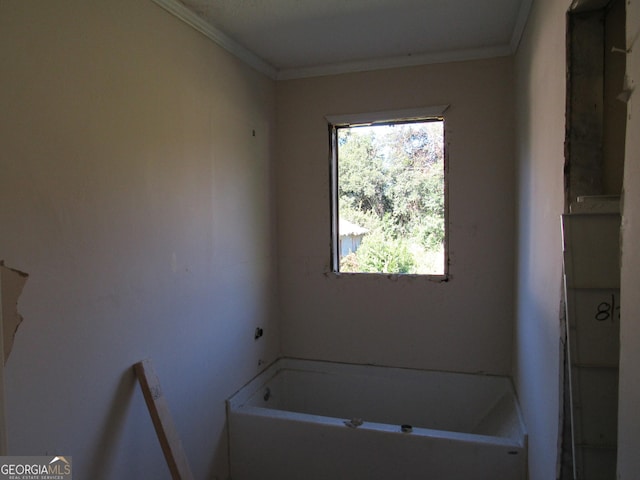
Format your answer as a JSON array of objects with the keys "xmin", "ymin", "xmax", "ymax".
[
  {"xmin": 510, "ymin": 0, "xmax": 533, "ymax": 52},
  {"xmin": 276, "ymin": 45, "xmax": 513, "ymax": 80},
  {"xmin": 151, "ymin": 0, "xmax": 278, "ymax": 79},
  {"xmin": 152, "ymin": 0, "xmax": 524, "ymax": 82}
]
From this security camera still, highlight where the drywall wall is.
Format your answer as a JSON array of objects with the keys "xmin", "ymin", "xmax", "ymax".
[
  {"xmin": 0, "ymin": 1, "xmax": 278, "ymax": 478},
  {"xmin": 617, "ymin": 0, "xmax": 640, "ymax": 476},
  {"xmin": 276, "ymin": 57, "xmax": 516, "ymax": 375},
  {"xmin": 513, "ymin": 0, "xmax": 572, "ymax": 478}
]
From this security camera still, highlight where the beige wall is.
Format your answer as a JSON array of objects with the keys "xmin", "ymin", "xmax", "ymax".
[
  {"xmin": 513, "ymin": 0, "xmax": 570, "ymax": 478},
  {"xmin": 617, "ymin": 0, "xmax": 640, "ymax": 476},
  {"xmin": 276, "ymin": 58, "xmax": 516, "ymax": 375},
  {"xmin": 0, "ymin": 1, "xmax": 278, "ymax": 478},
  {"xmin": 5, "ymin": 2, "xmax": 637, "ymax": 479}
]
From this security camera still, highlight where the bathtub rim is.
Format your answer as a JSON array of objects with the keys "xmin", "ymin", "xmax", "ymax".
[{"xmin": 227, "ymin": 356, "xmax": 528, "ymax": 448}]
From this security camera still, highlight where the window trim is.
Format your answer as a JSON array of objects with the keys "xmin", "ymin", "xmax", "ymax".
[
  {"xmin": 326, "ymin": 105, "xmax": 449, "ymax": 128},
  {"xmin": 327, "ymin": 105, "xmax": 450, "ymax": 277}
]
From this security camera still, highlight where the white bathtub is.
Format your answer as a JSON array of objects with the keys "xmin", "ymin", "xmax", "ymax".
[{"xmin": 227, "ymin": 358, "xmax": 527, "ymax": 480}]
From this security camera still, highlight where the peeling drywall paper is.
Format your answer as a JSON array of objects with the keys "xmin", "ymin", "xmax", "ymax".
[{"xmin": 0, "ymin": 261, "xmax": 29, "ymax": 364}]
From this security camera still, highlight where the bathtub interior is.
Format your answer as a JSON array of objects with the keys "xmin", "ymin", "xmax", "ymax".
[{"xmin": 229, "ymin": 358, "xmax": 526, "ymax": 444}]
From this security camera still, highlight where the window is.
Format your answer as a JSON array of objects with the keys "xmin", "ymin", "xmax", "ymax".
[{"xmin": 329, "ymin": 107, "xmax": 448, "ymax": 276}]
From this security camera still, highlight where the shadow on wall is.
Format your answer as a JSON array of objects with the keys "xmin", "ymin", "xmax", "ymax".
[
  {"xmin": 86, "ymin": 369, "xmax": 137, "ymax": 479},
  {"xmin": 206, "ymin": 428, "xmax": 228, "ymax": 480}
]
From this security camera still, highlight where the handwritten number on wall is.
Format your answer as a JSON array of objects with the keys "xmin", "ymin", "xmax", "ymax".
[{"xmin": 595, "ymin": 294, "xmax": 620, "ymax": 323}]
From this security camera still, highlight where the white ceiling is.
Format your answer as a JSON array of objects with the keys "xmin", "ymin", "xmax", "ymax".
[{"xmin": 153, "ymin": 0, "xmax": 532, "ymax": 79}]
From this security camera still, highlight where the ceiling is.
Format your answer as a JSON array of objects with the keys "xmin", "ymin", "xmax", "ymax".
[{"xmin": 153, "ymin": 0, "xmax": 532, "ymax": 80}]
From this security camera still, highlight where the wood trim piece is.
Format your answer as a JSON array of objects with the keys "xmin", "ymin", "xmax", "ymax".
[{"xmin": 134, "ymin": 359, "xmax": 194, "ymax": 480}]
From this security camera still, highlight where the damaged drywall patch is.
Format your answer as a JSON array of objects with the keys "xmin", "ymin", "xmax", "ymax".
[{"xmin": 0, "ymin": 261, "xmax": 28, "ymax": 364}]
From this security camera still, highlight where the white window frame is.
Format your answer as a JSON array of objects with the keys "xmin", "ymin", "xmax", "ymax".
[{"xmin": 327, "ymin": 105, "xmax": 450, "ymax": 277}]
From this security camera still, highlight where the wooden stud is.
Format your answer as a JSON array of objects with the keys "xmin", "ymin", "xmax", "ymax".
[{"xmin": 134, "ymin": 359, "xmax": 194, "ymax": 480}]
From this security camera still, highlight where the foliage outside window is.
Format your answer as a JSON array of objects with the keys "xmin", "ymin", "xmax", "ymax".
[{"xmin": 330, "ymin": 114, "xmax": 447, "ymax": 275}]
